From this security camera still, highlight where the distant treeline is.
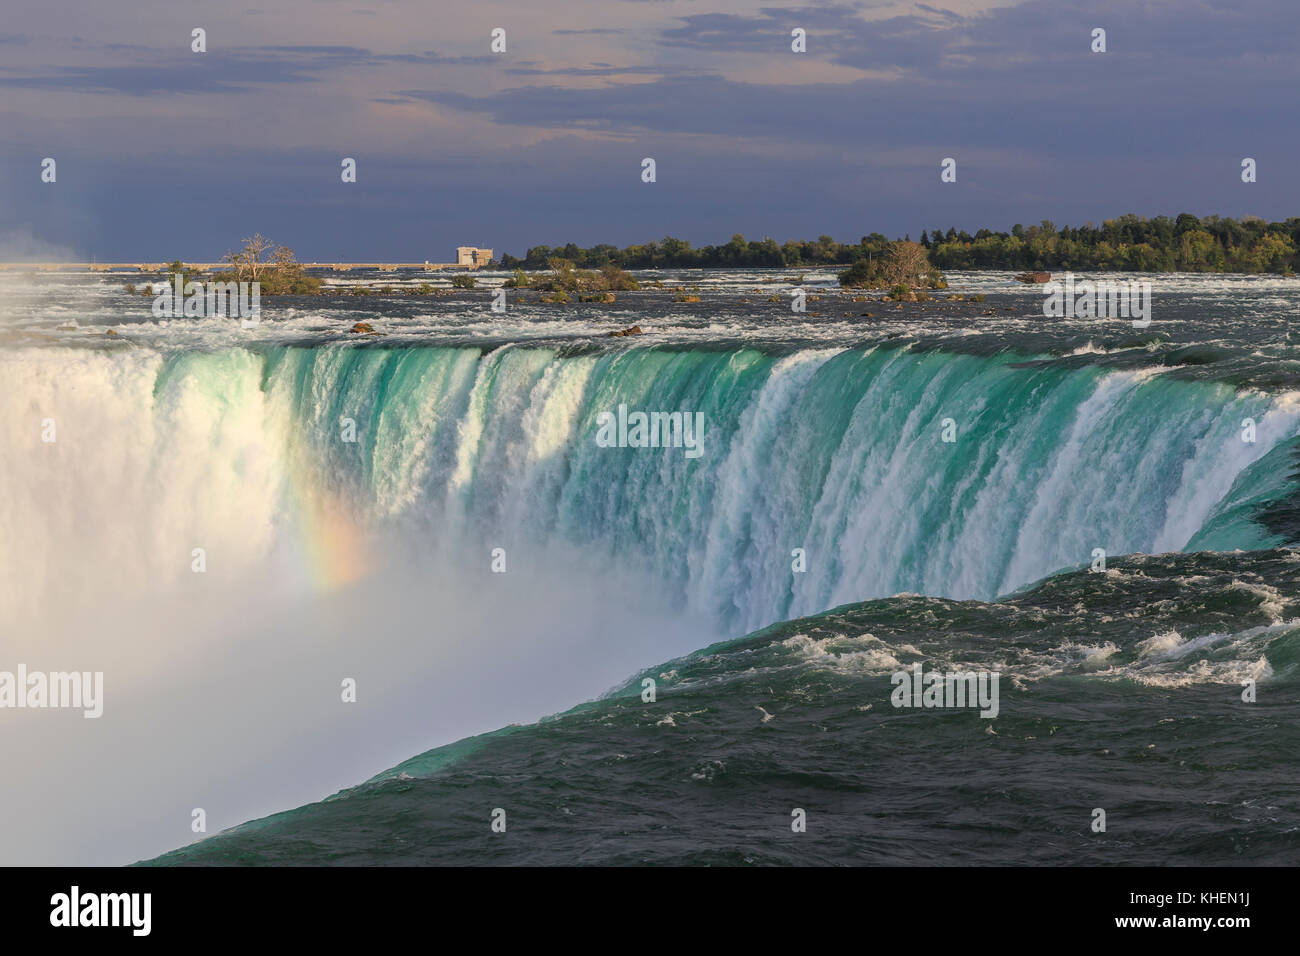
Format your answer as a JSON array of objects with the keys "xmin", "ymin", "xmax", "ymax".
[
  {"xmin": 926, "ymin": 214, "xmax": 1296, "ymax": 273},
  {"xmin": 499, "ymin": 214, "xmax": 1299, "ymax": 274},
  {"xmin": 500, "ymin": 234, "xmax": 897, "ymax": 271}
]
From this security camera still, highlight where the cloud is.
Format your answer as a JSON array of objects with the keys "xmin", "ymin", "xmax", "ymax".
[
  {"xmin": 0, "ymin": 45, "xmax": 487, "ymax": 95},
  {"xmin": 0, "ymin": 0, "xmax": 1296, "ymax": 253}
]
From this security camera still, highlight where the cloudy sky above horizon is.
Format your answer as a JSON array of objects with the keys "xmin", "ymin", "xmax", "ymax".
[{"xmin": 0, "ymin": 0, "xmax": 1295, "ymax": 260}]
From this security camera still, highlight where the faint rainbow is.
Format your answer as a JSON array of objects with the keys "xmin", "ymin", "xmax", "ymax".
[{"xmin": 281, "ymin": 440, "xmax": 371, "ymax": 592}]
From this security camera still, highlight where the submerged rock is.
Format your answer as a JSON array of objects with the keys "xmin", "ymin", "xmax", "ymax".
[
  {"xmin": 1015, "ymin": 271, "xmax": 1052, "ymax": 283},
  {"xmin": 606, "ymin": 325, "xmax": 643, "ymax": 337}
]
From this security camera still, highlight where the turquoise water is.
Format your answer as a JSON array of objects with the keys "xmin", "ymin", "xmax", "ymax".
[
  {"xmin": 150, "ymin": 341, "xmax": 1298, "ymax": 635},
  {"xmin": 125, "ymin": 336, "xmax": 1300, "ymax": 866},
  {"xmin": 148, "ymin": 549, "xmax": 1300, "ymax": 866},
  {"xmin": 6, "ymin": 271, "xmax": 1300, "ymax": 865}
]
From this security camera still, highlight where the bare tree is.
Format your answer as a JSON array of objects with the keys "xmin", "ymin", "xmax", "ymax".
[
  {"xmin": 882, "ymin": 240, "xmax": 931, "ymax": 287},
  {"xmin": 213, "ymin": 235, "xmax": 319, "ymax": 294},
  {"xmin": 222, "ymin": 234, "xmax": 276, "ymax": 281}
]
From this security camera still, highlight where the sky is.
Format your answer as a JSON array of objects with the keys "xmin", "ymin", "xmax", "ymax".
[{"xmin": 0, "ymin": 0, "xmax": 1295, "ymax": 260}]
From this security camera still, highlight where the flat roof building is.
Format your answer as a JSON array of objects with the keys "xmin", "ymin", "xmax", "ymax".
[{"xmin": 456, "ymin": 247, "xmax": 493, "ymax": 268}]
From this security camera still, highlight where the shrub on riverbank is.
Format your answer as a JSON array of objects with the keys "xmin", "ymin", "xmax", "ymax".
[
  {"xmin": 218, "ymin": 236, "xmax": 322, "ymax": 294},
  {"xmin": 839, "ymin": 240, "xmax": 947, "ymax": 290},
  {"xmin": 505, "ymin": 259, "xmax": 640, "ymax": 293}
]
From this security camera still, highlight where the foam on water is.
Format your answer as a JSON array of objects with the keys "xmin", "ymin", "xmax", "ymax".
[{"xmin": 6, "ymin": 272, "xmax": 1300, "ymax": 865}]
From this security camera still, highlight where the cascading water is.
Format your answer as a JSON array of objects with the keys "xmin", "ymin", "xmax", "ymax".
[
  {"xmin": 3, "ymin": 342, "xmax": 1296, "ymax": 636},
  {"xmin": 9, "ymin": 270, "xmax": 1300, "ymax": 868}
]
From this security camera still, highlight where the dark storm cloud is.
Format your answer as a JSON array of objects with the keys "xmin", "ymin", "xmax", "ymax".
[
  {"xmin": 501, "ymin": 64, "xmax": 667, "ymax": 77},
  {"xmin": 408, "ymin": 0, "xmax": 1297, "ymax": 159},
  {"xmin": 0, "ymin": 44, "xmax": 485, "ymax": 95},
  {"xmin": 3, "ymin": 0, "xmax": 1297, "ymax": 257}
]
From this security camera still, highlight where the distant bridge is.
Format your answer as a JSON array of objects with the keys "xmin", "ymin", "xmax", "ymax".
[{"xmin": 0, "ymin": 262, "xmax": 481, "ymax": 273}]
